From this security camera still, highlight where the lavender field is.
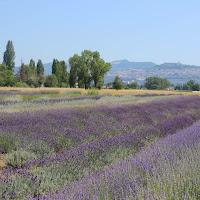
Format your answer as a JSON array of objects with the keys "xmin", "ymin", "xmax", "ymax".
[{"xmin": 0, "ymin": 91, "xmax": 200, "ymax": 199}]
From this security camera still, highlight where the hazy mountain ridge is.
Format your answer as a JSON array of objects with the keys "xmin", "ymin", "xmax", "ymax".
[
  {"xmin": 110, "ymin": 59, "xmax": 157, "ymax": 73},
  {"xmin": 152, "ymin": 62, "xmax": 200, "ymax": 69},
  {"xmin": 105, "ymin": 60, "xmax": 200, "ymax": 84}
]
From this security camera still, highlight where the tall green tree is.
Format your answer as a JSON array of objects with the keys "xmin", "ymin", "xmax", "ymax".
[
  {"xmin": 3, "ymin": 40, "xmax": 15, "ymax": 71},
  {"xmin": 78, "ymin": 50, "xmax": 93, "ymax": 89},
  {"xmin": 19, "ymin": 63, "xmax": 28, "ymax": 82},
  {"xmin": 37, "ymin": 59, "xmax": 44, "ymax": 76},
  {"xmin": 52, "ymin": 59, "xmax": 61, "ymax": 86},
  {"xmin": 60, "ymin": 60, "xmax": 68, "ymax": 87},
  {"xmin": 0, "ymin": 63, "xmax": 16, "ymax": 86},
  {"xmin": 52, "ymin": 59, "xmax": 59, "ymax": 75},
  {"xmin": 52, "ymin": 59, "xmax": 68, "ymax": 87},
  {"xmin": 91, "ymin": 59, "xmax": 111, "ymax": 89},
  {"xmin": 36, "ymin": 59, "xmax": 45, "ymax": 87},
  {"xmin": 69, "ymin": 54, "xmax": 80, "ymax": 88},
  {"xmin": 29, "ymin": 59, "xmax": 36, "ymax": 75},
  {"xmin": 26, "ymin": 59, "xmax": 38, "ymax": 87},
  {"xmin": 69, "ymin": 50, "xmax": 111, "ymax": 89},
  {"xmin": 77, "ymin": 63, "xmax": 89, "ymax": 88},
  {"xmin": 113, "ymin": 75, "xmax": 124, "ymax": 90}
]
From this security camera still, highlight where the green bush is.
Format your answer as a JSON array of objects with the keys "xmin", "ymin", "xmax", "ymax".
[
  {"xmin": 0, "ymin": 135, "xmax": 20, "ymax": 153},
  {"xmin": 44, "ymin": 74, "xmax": 58, "ymax": 87},
  {"xmin": 15, "ymin": 82, "xmax": 29, "ymax": 88},
  {"xmin": 6, "ymin": 150, "xmax": 37, "ymax": 168},
  {"xmin": 88, "ymin": 88, "xmax": 99, "ymax": 95},
  {"xmin": 145, "ymin": 77, "xmax": 171, "ymax": 90}
]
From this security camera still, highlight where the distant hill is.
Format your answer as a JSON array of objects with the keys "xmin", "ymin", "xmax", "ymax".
[
  {"xmin": 110, "ymin": 59, "xmax": 157, "ymax": 73},
  {"xmin": 43, "ymin": 63, "xmax": 53, "ymax": 75},
  {"xmin": 152, "ymin": 62, "xmax": 200, "ymax": 70},
  {"xmin": 105, "ymin": 61, "xmax": 200, "ymax": 85},
  {"xmin": 147, "ymin": 62, "xmax": 200, "ymax": 85}
]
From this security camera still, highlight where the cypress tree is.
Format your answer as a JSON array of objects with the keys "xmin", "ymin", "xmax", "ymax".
[
  {"xmin": 37, "ymin": 59, "xmax": 44, "ymax": 76},
  {"xmin": 3, "ymin": 40, "xmax": 15, "ymax": 71},
  {"xmin": 69, "ymin": 54, "xmax": 80, "ymax": 88},
  {"xmin": 52, "ymin": 59, "xmax": 68, "ymax": 87},
  {"xmin": 52, "ymin": 59, "xmax": 59, "ymax": 75},
  {"xmin": 19, "ymin": 63, "xmax": 28, "ymax": 82},
  {"xmin": 29, "ymin": 59, "xmax": 36, "ymax": 75},
  {"xmin": 37, "ymin": 59, "xmax": 45, "ymax": 87},
  {"xmin": 60, "ymin": 60, "xmax": 68, "ymax": 87}
]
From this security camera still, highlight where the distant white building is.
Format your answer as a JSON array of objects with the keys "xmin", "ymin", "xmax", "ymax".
[
  {"xmin": 122, "ymin": 81, "xmax": 129, "ymax": 84},
  {"xmin": 165, "ymin": 87, "xmax": 174, "ymax": 91}
]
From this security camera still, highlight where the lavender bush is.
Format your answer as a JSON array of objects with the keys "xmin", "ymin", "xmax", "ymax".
[{"xmin": 6, "ymin": 150, "xmax": 37, "ymax": 168}]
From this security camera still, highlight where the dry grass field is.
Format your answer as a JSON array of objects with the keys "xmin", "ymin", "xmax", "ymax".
[{"xmin": 0, "ymin": 87, "xmax": 199, "ymax": 96}]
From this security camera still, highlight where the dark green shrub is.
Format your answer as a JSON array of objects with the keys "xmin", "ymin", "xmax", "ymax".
[
  {"xmin": 44, "ymin": 74, "xmax": 58, "ymax": 87},
  {"xmin": 113, "ymin": 75, "xmax": 124, "ymax": 90},
  {"xmin": 15, "ymin": 82, "xmax": 29, "ymax": 88}
]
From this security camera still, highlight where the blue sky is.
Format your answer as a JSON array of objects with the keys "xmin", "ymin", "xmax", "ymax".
[{"xmin": 0, "ymin": 0, "xmax": 200, "ymax": 66}]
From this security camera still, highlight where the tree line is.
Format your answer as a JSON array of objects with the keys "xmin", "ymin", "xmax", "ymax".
[
  {"xmin": 0, "ymin": 40, "xmax": 111, "ymax": 89},
  {"xmin": 174, "ymin": 80, "xmax": 200, "ymax": 91},
  {"xmin": 108, "ymin": 76, "xmax": 171, "ymax": 90},
  {"xmin": 1, "ymin": 40, "xmax": 200, "ymax": 91},
  {"xmin": 110, "ymin": 76, "xmax": 200, "ymax": 91}
]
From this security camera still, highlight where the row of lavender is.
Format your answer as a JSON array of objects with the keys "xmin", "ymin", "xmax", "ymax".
[
  {"xmin": 0, "ymin": 90, "xmax": 60, "ymax": 95},
  {"xmin": 0, "ymin": 93, "xmax": 176, "ymax": 105},
  {"xmin": 0, "ymin": 95, "xmax": 103, "ymax": 105},
  {"xmin": 41, "ymin": 120, "xmax": 200, "ymax": 200},
  {"xmin": 0, "ymin": 95, "xmax": 200, "ymax": 199}
]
